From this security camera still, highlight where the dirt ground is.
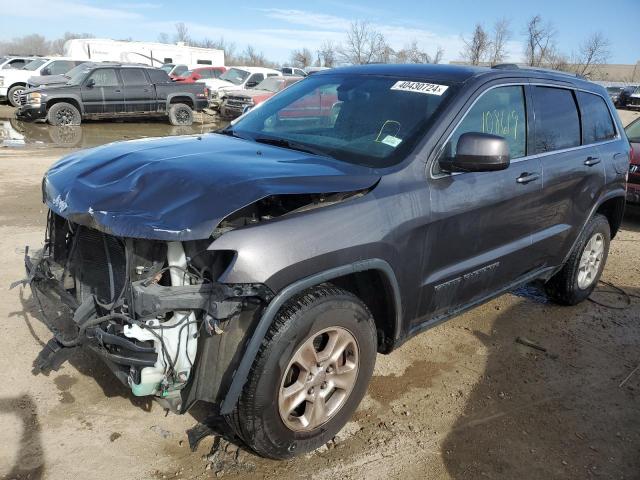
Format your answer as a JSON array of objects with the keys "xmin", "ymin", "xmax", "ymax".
[{"xmin": 0, "ymin": 106, "xmax": 639, "ymax": 480}]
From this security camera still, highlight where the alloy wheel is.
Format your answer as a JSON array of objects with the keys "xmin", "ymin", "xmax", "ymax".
[
  {"xmin": 577, "ymin": 232, "xmax": 604, "ymax": 289},
  {"xmin": 278, "ymin": 326, "xmax": 359, "ymax": 432}
]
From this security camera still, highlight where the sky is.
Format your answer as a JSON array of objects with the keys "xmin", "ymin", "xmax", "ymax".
[{"xmin": 0, "ymin": 0, "xmax": 638, "ymax": 65}]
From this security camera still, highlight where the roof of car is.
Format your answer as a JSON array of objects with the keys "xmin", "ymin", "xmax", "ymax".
[
  {"xmin": 315, "ymin": 63, "xmax": 596, "ymax": 88},
  {"xmin": 228, "ymin": 66, "xmax": 281, "ymax": 74},
  {"xmin": 78, "ymin": 62, "xmax": 162, "ymax": 69}
]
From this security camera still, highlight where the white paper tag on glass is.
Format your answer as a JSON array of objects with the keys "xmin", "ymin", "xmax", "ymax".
[
  {"xmin": 381, "ymin": 135, "xmax": 402, "ymax": 147},
  {"xmin": 391, "ymin": 81, "xmax": 448, "ymax": 96}
]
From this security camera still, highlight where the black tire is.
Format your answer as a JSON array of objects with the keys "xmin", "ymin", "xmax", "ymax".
[
  {"xmin": 8, "ymin": 85, "xmax": 25, "ymax": 107},
  {"xmin": 46, "ymin": 102, "xmax": 81, "ymax": 126},
  {"xmin": 228, "ymin": 284, "xmax": 377, "ymax": 459},
  {"xmin": 545, "ymin": 214, "xmax": 610, "ymax": 305},
  {"xmin": 168, "ymin": 103, "xmax": 193, "ymax": 126}
]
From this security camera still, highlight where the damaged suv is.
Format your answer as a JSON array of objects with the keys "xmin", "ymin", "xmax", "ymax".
[{"xmin": 22, "ymin": 64, "xmax": 629, "ymax": 459}]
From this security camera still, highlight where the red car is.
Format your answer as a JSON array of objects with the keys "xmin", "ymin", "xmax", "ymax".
[
  {"xmin": 220, "ymin": 76, "xmax": 303, "ymax": 118},
  {"xmin": 626, "ymin": 118, "xmax": 640, "ymax": 203},
  {"xmin": 173, "ymin": 66, "xmax": 226, "ymax": 83}
]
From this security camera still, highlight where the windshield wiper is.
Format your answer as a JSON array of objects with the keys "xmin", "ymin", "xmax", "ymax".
[{"xmin": 253, "ymin": 136, "xmax": 331, "ymax": 157}]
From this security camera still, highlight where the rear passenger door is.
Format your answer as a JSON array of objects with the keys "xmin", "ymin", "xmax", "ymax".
[
  {"xmin": 528, "ymin": 85, "xmax": 607, "ymax": 268},
  {"xmin": 121, "ymin": 68, "xmax": 154, "ymax": 113},
  {"xmin": 82, "ymin": 68, "xmax": 124, "ymax": 114},
  {"xmin": 421, "ymin": 84, "xmax": 544, "ymax": 321}
]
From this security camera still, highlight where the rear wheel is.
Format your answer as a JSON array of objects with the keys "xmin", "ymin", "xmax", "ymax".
[
  {"xmin": 8, "ymin": 85, "xmax": 25, "ymax": 107},
  {"xmin": 545, "ymin": 214, "xmax": 610, "ymax": 305},
  {"xmin": 168, "ymin": 103, "xmax": 193, "ymax": 126},
  {"xmin": 46, "ymin": 102, "xmax": 81, "ymax": 126},
  {"xmin": 228, "ymin": 285, "xmax": 377, "ymax": 459}
]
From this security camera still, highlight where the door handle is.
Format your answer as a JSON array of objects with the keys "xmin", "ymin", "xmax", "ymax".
[
  {"xmin": 584, "ymin": 156, "xmax": 601, "ymax": 166},
  {"xmin": 516, "ymin": 172, "xmax": 540, "ymax": 184}
]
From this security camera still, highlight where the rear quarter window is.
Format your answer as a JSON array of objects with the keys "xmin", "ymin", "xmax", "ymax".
[
  {"xmin": 531, "ymin": 86, "xmax": 581, "ymax": 153},
  {"xmin": 147, "ymin": 69, "xmax": 170, "ymax": 84},
  {"xmin": 577, "ymin": 91, "xmax": 617, "ymax": 144}
]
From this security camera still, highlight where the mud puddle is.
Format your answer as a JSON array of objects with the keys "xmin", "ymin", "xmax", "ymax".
[{"xmin": 1, "ymin": 116, "xmax": 231, "ymax": 149}]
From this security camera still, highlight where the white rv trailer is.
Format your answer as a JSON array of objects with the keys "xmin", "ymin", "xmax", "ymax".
[{"xmin": 63, "ymin": 39, "xmax": 224, "ymax": 68}]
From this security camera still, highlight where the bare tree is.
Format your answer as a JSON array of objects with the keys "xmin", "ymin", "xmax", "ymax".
[
  {"xmin": 461, "ymin": 24, "xmax": 490, "ymax": 65},
  {"xmin": 489, "ymin": 18, "xmax": 511, "ymax": 65},
  {"xmin": 432, "ymin": 46, "xmax": 445, "ymax": 64},
  {"xmin": 0, "ymin": 34, "xmax": 50, "ymax": 55},
  {"xmin": 206, "ymin": 37, "xmax": 237, "ymax": 64},
  {"xmin": 338, "ymin": 21, "xmax": 388, "ymax": 65},
  {"xmin": 240, "ymin": 45, "xmax": 277, "ymax": 68},
  {"xmin": 174, "ymin": 22, "xmax": 190, "ymax": 44},
  {"xmin": 317, "ymin": 40, "xmax": 337, "ymax": 67},
  {"xmin": 573, "ymin": 32, "xmax": 610, "ymax": 76},
  {"xmin": 157, "ymin": 32, "xmax": 170, "ymax": 44},
  {"xmin": 290, "ymin": 48, "xmax": 314, "ymax": 68},
  {"xmin": 523, "ymin": 15, "xmax": 556, "ymax": 66},
  {"xmin": 395, "ymin": 40, "xmax": 429, "ymax": 63}
]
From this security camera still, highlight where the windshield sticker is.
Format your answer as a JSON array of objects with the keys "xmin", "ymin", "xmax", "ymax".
[
  {"xmin": 381, "ymin": 135, "xmax": 402, "ymax": 147},
  {"xmin": 391, "ymin": 81, "xmax": 448, "ymax": 96}
]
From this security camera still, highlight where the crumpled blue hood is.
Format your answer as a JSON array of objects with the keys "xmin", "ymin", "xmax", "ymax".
[{"xmin": 43, "ymin": 133, "xmax": 379, "ymax": 240}]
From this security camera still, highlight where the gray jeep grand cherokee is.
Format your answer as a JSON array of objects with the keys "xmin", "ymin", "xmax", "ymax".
[{"xmin": 21, "ymin": 64, "xmax": 630, "ymax": 459}]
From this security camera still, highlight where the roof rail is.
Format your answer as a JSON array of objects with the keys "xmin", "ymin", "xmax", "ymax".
[{"xmin": 492, "ymin": 63, "xmax": 587, "ymax": 80}]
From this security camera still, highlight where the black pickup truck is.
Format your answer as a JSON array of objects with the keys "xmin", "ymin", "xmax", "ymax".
[{"xmin": 16, "ymin": 63, "xmax": 209, "ymax": 126}]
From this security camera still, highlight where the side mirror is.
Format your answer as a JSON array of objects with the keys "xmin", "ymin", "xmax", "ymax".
[
  {"xmin": 41, "ymin": 67, "xmax": 51, "ymax": 76},
  {"xmin": 85, "ymin": 78, "xmax": 95, "ymax": 88},
  {"xmin": 246, "ymin": 81, "xmax": 258, "ymax": 88},
  {"xmin": 439, "ymin": 132, "xmax": 510, "ymax": 173}
]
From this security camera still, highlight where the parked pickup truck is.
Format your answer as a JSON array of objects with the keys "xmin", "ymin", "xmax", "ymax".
[
  {"xmin": 207, "ymin": 66, "xmax": 282, "ymax": 109},
  {"xmin": 16, "ymin": 63, "xmax": 209, "ymax": 126},
  {"xmin": 0, "ymin": 57, "xmax": 85, "ymax": 107},
  {"xmin": 220, "ymin": 75, "xmax": 303, "ymax": 118}
]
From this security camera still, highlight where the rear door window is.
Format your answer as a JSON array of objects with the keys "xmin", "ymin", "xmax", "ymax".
[
  {"xmin": 531, "ymin": 86, "xmax": 580, "ymax": 153},
  {"xmin": 121, "ymin": 68, "xmax": 149, "ymax": 86},
  {"xmin": 577, "ymin": 91, "xmax": 616, "ymax": 144},
  {"xmin": 439, "ymin": 85, "xmax": 527, "ymax": 163}
]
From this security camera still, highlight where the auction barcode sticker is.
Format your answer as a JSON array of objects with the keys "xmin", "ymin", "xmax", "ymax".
[{"xmin": 391, "ymin": 81, "xmax": 448, "ymax": 96}]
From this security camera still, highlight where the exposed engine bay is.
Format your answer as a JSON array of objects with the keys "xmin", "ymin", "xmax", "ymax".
[{"xmin": 22, "ymin": 211, "xmax": 272, "ymax": 412}]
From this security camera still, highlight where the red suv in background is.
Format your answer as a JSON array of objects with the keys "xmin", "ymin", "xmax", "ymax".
[
  {"xmin": 174, "ymin": 66, "xmax": 226, "ymax": 83},
  {"xmin": 626, "ymin": 118, "xmax": 640, "ymax": 203}
]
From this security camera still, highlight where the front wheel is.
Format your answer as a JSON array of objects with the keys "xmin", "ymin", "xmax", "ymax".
[
  {"xmin": 228, "ymin": 285, "xmax": 377, "ymax": 459},
  {"xmin": 545, "ymin": 214, "xmax": 610, "ymax": 305},
  {"xmin": 46, "ymin": 102, "xmax": 81, "ymax": 126},
  {"xmin": 8, "ymin": 85, "xmax": 25, "ymax": 107}
]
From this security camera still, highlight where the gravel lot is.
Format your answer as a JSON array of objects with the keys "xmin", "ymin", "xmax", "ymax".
[{"xmin": 1, "ymin": 106, "xmax": 639, "ymax": 480}]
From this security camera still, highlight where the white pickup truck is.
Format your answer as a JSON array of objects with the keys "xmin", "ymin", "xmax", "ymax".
[
  {"xmin": 0, "ymin": 57, "xmax": 84, "ymax": 106},
  {"xmin": 205, "ymin": 66, "xmax": 281, "ymax": 109}
]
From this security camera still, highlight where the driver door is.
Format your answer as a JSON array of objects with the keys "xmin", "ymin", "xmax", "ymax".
[
  {"xmin": 417, "ymin": 84, "xmax": 544, "ymax": 322},
  {"xmin": 82, "ymin": 68, "xmax": 124, "ymax": 114}
]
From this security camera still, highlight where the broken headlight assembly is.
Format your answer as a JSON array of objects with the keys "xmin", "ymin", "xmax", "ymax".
[{"xmin": 17, "ymin": 211, "xmax": 271, "ymax": 411}]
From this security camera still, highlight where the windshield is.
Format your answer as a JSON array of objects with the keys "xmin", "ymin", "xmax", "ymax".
[
  {"xmin": 219, "ymin": 68, "xmax": 250, "ymax": 85},
  {"xmin": 23, "ymin": 59, "xmax": 48, "ymax": 71},
  {"xmin": 626, "ymin": 119, "xmax": 640, "ymax": 143},
  {"xmin": 229, "ymin": 74, "xmax": 456, "ymax": 168},
  {"xmin": 161, "ymin": 64, "xmax": 174, "ymax": 73},
  {"xmin": 255, "ymin": 77, "xmax": 285, "ymax": 93},
  {"xmin": 65, "ymin": 64, "xmax": 92, "ymax": 84},
  {"xmin": 607, "ymin": 87, "xmax": 622, "ymax": 93}
]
